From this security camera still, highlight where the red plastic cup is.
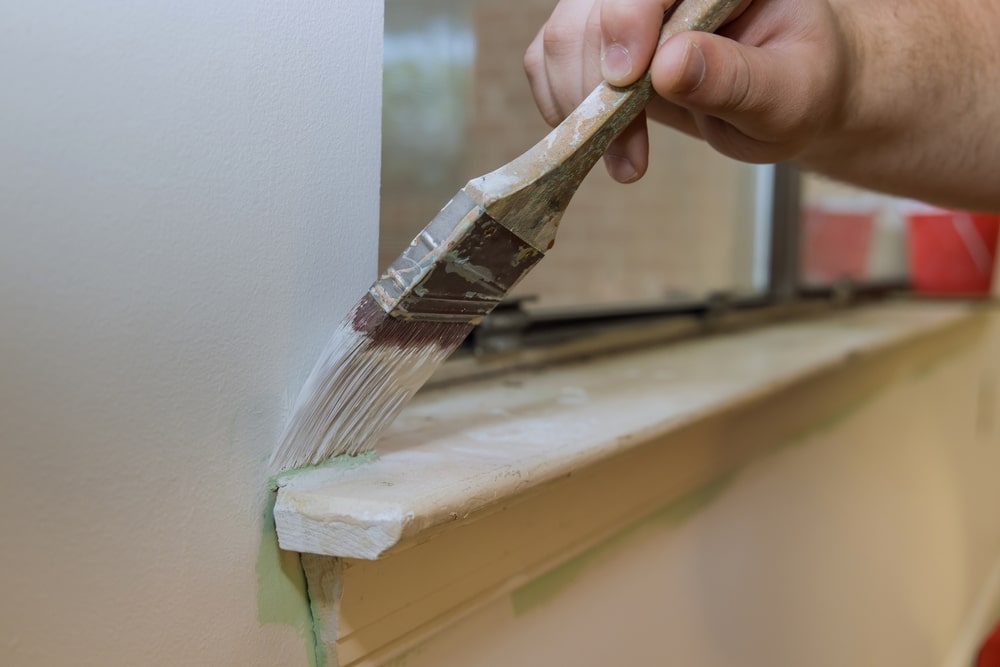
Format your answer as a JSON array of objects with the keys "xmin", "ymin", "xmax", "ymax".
[
  {"xmin": 801, "ymin": 201, "xmax": 877, "ymax": 285},
  {"xmin": 905, "ymin": 205, "xmax": 999, "ymax": 296}
]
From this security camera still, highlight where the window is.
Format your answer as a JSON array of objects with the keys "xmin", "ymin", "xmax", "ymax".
[
  {"xmin": 382, "ymin": 0, "xmax": 767, "ymax": 304},
  {"xmin": 381, "ymin": 0, "xmax": 911, "ymax": 358}
]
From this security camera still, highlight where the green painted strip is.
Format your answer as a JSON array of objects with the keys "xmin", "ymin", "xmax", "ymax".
[
  {"xmin": 382, "ymin": 644, "xmax": 428, "ymax": 667},
  {"xmin": 510, "ymin": 474, "xmax": 736, "ymax": 616},
  {"xmin": 508, "ymin": 333, "xmax": 974, "ymax": 618},
  {"xmin": 303, "ymin": 554, "xmax": 328, "ymax": 667},
  {"xmin": 268, "ymin": 450, "xmax": 379, "ymax": 491},
  {"xmin": 259, "ymin": 451, "xmax": 379, "ymax": 665},
  {"xmin": 259, "ymin": 453, "xmax": 379, "ymax": 665},
  {"xmin": 256, "ymin": 493, "xmax": 320, "ymax": 667}
]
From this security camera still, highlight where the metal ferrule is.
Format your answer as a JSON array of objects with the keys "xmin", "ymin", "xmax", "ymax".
[{"xmin": 369, "ymin": 190, "xmax": 545, "ymax": 324}]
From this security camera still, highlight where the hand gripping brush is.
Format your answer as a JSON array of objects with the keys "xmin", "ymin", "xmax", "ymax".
[{"xmin": 271, "ymin": 0, "xmax": 743, "ymax": 470}]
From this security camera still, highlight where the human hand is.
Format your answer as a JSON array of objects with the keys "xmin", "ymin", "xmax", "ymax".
[{"xmin": 524, "ymin": 0, "xmax": 853, "ymax": 183}]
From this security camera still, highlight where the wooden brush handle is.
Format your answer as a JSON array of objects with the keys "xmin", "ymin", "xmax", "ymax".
[
  {"xmin": 470, "ymin": 0, "xmax": 743, "ymax": 250},
  {"xmin": 655, "ymin": 0, "xmax": 744, "ymax": 49}
]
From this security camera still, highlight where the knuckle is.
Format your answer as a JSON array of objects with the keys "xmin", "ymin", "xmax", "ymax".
[
  {"xmin": 726, "ymin": 47, "xmax": 755, "ymax": 112},
  {"xmin": 542, "ymin": 19, "xmax": 581, "ymax": 58},
  {"xmin": 601, "ymin": 0, "xmax": 667, "ymax": 42},
  {"xmin": 537, "ymin": 95, "xmax": 564, "ymax": 127},
  {"xmin": 523, "ymin": 43, "xmax": 542, "ymax": 79},
  {"xmin": 584, "ymin": 12, "xmax": 603, "ymax": 52},
  {"xmin": 704, "ymin": 119, "xmax": 792, "ymax": 164},
  {"xmin": 523, "ymin": 37, "xmax": 563, "ymax": 127},
  {"xmin": 542, "ymin": 109, "xmax": 563, "ymax": 128},
  {"xmin": 599, "ymin": 0, "xmax": 631, "ymax": 39}
]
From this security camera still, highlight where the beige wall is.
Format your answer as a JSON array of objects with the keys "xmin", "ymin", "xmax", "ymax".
[{"xmin": 371, "ymin": 312, "xmax": 1000, "ymax": 667}]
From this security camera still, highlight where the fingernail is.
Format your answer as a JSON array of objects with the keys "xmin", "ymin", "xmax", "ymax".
[
  {"xmin": 604, "ymin": 154, "xmax": 639, "ymax": 183},
  {"xmin": 601, "ymin": 43, "xmax": 632, "ymax": 83},
  {"xmin": 670, "ymin": 39, "xmax": 707, "ymax": 94}
]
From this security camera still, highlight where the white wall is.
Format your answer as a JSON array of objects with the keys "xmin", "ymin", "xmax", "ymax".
[{"xmin": 0, "ymin": 2, "xmax": 382, "ymax": 665}]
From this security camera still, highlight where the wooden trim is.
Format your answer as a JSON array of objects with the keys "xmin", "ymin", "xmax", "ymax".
[
  {"xmin": 288, "ymin": 304, "xmax": 990, "ymax": 666},
  {"xmin": 274, "ymin": 301, "xmax": 978, "ymax": 560}
]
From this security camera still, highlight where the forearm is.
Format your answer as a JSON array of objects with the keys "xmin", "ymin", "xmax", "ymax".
[{"xmin": 802, "ymin": 0, "xmax": 1000, "ymax": 211}]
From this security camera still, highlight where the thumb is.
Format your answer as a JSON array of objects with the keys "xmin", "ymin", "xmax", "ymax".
[{"xmin": 650, "ymin": 31, "xmax": 806, "ymax": 144}]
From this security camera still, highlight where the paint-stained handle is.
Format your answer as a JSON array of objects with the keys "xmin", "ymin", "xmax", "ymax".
[
  {"xmin": 657, "ymin": 0, "xmax": 744, "ymax": 48},
  {"xmin": 477, "ymin": 0, "xmax": 743, "ymax": 250}
]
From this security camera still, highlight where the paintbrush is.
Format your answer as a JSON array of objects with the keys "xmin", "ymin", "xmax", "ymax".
[{"xmin": 271, "ymin": 0, "xmax": 743, "ymax": 471}]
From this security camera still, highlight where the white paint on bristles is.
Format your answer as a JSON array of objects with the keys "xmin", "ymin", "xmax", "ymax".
[{"xmin": 271, "ymin": 312, "xmax": 459, "ymax": 470}]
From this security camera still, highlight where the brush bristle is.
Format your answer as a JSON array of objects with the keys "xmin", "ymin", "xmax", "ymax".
[{"xmin": 271, "ymin": 294, "xmax": 473, "ymax": 471}]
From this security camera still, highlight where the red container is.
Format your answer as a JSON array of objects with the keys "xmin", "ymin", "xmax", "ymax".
[
  {"xmin": 801, "ymin": 202, "xmax": 876, "ymax": 285},
  {"xmin": 978, "ymin": 621, "xmax": 1000, "ymax": 667},
  {"xmin": 905, "ymin": 207, "xmax": 999, "ymax": 295}
]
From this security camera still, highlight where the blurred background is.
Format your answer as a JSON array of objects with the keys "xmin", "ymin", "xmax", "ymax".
[{"xmin": 382, "ymin": 0, "xmax": 998, "ymax": 324}]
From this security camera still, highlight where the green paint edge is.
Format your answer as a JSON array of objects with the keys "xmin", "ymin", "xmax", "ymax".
[
  {"xmin": 268, "ymin": 450, "xmax": 379, "ymax": 492},
  {"xmin": 257, "ymin": 452, "xmax": 377, "ymax": 666},
  {"xmin": 777, "ymin": 326, "xmax": 972, "ymax": 456},
  {"xmin": 382, "ymin": 643, "xmax": 427, "ymax": 667},
  {"xmin": 303, "ymin": 555, "xmax": 328, "ymax": 667},
  {"xmin": 776, "ymin": 390, "xmax": 877, "ymax": 456},
  {"xmin": 256, "ymin": 493, "xmax": 319, "ymax": 666},
  {"xmin": 510, "ymin": 474, "xmax": 736, "ymax": 617},
  {"xmin": 510, "ymin": 330, "xmax": 975, "ymax": 618}
]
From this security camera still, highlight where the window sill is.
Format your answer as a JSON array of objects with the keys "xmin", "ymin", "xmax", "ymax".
[{"xmin": 273, "ymin": 300, "xmax": 978, "ymax": 561}]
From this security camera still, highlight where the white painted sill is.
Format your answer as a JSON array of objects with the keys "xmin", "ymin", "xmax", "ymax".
[{"xmin": 273, "ymin": 300, "xmax": 977, "ymax": 560}]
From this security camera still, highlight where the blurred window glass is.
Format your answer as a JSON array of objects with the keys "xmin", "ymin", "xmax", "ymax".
[
  {"xmin": 799, "ymin": 175, "xmax": 908, "ymax": 289},
  {"xmin": 381, "ymin": 0, "xmax": 768, "ymax": 312}
]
